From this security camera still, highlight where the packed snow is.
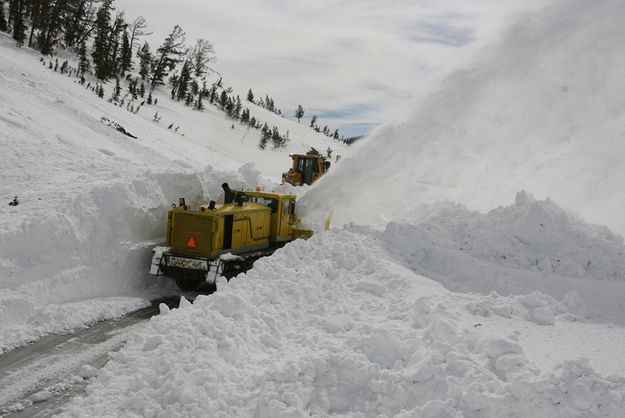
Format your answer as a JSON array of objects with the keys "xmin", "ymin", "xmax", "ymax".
[{"xmin": 3, "ymin": 0, "xmax": 625, "ymax": 416}]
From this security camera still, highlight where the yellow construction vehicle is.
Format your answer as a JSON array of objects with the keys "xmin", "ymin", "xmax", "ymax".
[
  {"xmin": 150, "ymin": 183, "xmax": 313, "ymax": 291},
  {"xmin": 282, "ymin": 150, "xmax": 331, "ymax": 186}
]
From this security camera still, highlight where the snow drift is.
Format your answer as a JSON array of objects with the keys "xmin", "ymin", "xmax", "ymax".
[
  {"xmin": 300, "ymin": 0, "xmax": 625, "ymax": 237},
  {"xmin": 60, "ymin": 230, "xmax": 625, "ymax": 417}
]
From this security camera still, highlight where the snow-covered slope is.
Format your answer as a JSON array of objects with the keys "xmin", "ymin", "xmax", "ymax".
[
  {"xmin": 300, "ymin": 0, "xmax": 625, "ymax": 236},
  {"xmin": 0, "ymin": 31, "xmax": 345, "ymax": 351}
]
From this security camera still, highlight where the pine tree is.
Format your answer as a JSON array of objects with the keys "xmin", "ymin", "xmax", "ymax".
[
  {"xmin": 9, "ymin": 0, "xmax": 26, "ymax": 46},
  {"xmin": 151, "ymin": 24, "xmax": 186, "ymax": 86},
  {"xmin": 120, "ymin": 30, "xmax": 132, "ymax": 75},
  {"xmin": 310, "ymin": 115, "xmax": 317, "ymax": 128},
  {"xmin": 209, "ymin": 87, "xmax": 216, "ymax": 104},
  {"xmin": 109, "ymin": 12, "xmax": 126, "ymax": 75},
  {"xmin": 185, "ymin": 92, "xmax": 193, "ymax": 106},
  {"xmin": 113, "ymin": 77, "xmax": 121, "ymax": 101},
  {"xmin": 92, "ymin": 0, "xmax": 114, "ymax": 80},
  {"xmin": 139, "ymin": 82, "xmax": 145, "ymax": 98},
  {"xmin": 247, "ymin": 88, "xmax": 254, "ymax": 103},
  {"xmin": 137, "ymin": 41, "xmax": 152, "ymax": 80},
  {"xmin": 219, "ymin": 90, "xmax": 228, "ymax": 109},
  {"xmin": 333, "ymin": 129, "xmax": 339, "ymax": 140},
  {"xmin": 0, "ymin": 0, "xmax": 7, "ymax": 32},
  {"xmin": 64, "ymin": 0, "xmax": 97, "ymax": 50},
  {"xmin": 78, "ymin": 39, "xmax": 90, "ymax": 76},
  {"xmin": 60, "ymin": 60, "xmax": 69, "ymax": 74},
  {"xmin": 195, "ymin": 92, "xmax": 204, "ymax": 111},
  {"xmin": 234, "ymin": 96, "xmax": 242, "ymax": 120},
  {"xmin": 259, "ymin": 124, "xmax": 270, "ymax": 149},
  {"xmin": 271, "ymin": 127, "xmax": 283, "ymax": 148},
  {"xmin": 147, "ymin": 91, "xmax": 152, "ymax": 104},
  {"xmin": 225, "ymin": 97, "xmax": 234, "ymax": 116},
  {"xmin": 294, "ymin": 104, "xmax": 305, "ymax": 123},
  {"xmin": 171, "ymin": 60, "xmax": 191, "ymax": 101},
  {"xmin": 249, "ymin": 116, "xmax": 256, "ymax": 128}
]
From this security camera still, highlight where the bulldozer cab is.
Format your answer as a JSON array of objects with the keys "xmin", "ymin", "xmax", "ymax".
[
  {"xmin": 247, "ymin": 191, "xmax": 297, "ymax": 242},
  {"xmin": 282, "ymin": 154, "xmax": 330, "ymax": 186}
]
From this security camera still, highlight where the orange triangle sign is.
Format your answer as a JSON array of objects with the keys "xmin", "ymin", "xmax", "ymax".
[{"xmin": 186, "ymin": 236, "xmax": 198, "ymax": 249}]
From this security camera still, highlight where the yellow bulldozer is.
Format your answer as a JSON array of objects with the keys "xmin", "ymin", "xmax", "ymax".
[
  {"xmin": 150, "ymin": 183, "xmax": 313, "ymax": 291},
  {"xmin": 282, "ymin": 151, "xmax": 331, "ymax": 186}
]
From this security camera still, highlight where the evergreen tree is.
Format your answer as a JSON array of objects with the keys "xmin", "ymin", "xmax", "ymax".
[
  {"xmin": 113, "ymin": 77, "xmax": 121, "ymax": 101},
  {"xmin": 9, "ymin": 0, "xmax": 26, "ymax": 46},
  {"xmin": 259, "ymin": 124, "xmax": 270, "ymax": 149},
  {"xmin": 139, "ymin": 82, "xmax": 145, "ymax": 98},
  {"xmin": 109, "ymin": 12, "xmax": 126, "ymax": 75},
  {"xmin": 247, "ymin": 88, "xmax": 254, "ymax": 102},
  {"xmin": 209, "ymin": 87, "xmax": 216, "ymax": 104},
  {"xmin": 120, "ymin": 30, "xmax": 132, "ymax": 74},
  {"xmin": 234, "ymin": 96, "xmax": 242, "ymax": 120},
  {"xmin": 190, "ymin": 80, "xmax": 199, "ymax": 96},
  {"xmin": 0, "ymin": 0, "xmax": 7, "ymax": 32},
  {"xmin": 137, "ymin": 41, "xmax": 152, "ymax": 80},
  {"xmin": 185, "ymin": 92, "xmax": 193, "ymax": 106},
  {"xmin": 39, "ymin": 0, "xmax": 71, "ymax": 54},
  {"xmin": 310, "ymin": 115, "xmax": 317, "ymax": 128},
  {"xmin": 195, "ymin": 92, "xmax": 204, "ymax": 110},
  {"xmin": 249, "ymin": 116, "xmax": 256, "ymax": 128},
  {"xmin": 78, "ymin": 39, "xmax": 90, "ymax": 76},
  {"xmin": 151, "ymin": 24, "xmax": 186, "ymax": 86},
  {"xmin": 60, "ymin": 60, "xmax": 69, "ymax": 74},
  {"xmin": 225, "ymin": 96, "xmax": 234, "ymax": 116},
  {"xmin": 219, "ymin": 90, "xmax": 228, "ymax": 109},
  {"xmin": 64, "ymin": 0, "xmax": 97, "ymax": 50},
  {"xmin": 92, "ymin": 0, "xmax": 114, "ymax": 80},
  {"xmin": 171, "ymin": 60, "xmax": 191, "ymax": 101},
  {"xmin": 271, "ymin": 126, "xmax": 284, "ymax": 148},
  {"xmin": 294, "ymin": 104, "xmax": 304, "ymax": 123},
  {"xmin": 333, "ymin": 129, "xmax": 339, "ymax": 140},
  {"xmin": 147, "ymin": 91, "xmax": 152, "ymax": 105},
  {"xmin": 240, "ymin": 108, "xmax": 250, "ymax": 124}
]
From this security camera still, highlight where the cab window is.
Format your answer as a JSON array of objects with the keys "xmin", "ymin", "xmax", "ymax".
[{"xmin": 250, "ymin": 196, "xmax": 278, "ymax": 213}]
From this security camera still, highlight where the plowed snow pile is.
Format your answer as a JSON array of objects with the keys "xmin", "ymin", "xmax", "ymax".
[
  {"xmin": 300, "ymin": 0, "xmax": 625, "ymax": 236},
  {"xmin": 61, "ymin": 228, "xmax": 625, "ymax": 417}
]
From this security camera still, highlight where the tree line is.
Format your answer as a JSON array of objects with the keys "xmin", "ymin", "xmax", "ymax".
[{"xmin": 0, "ymin": 0, "xmax": 341, "ymax": 149}]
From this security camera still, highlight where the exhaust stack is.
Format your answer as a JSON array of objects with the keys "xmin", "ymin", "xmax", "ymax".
[{"xmin": 222, "ymin": 183, "xmax": 233, "ymax": 204}]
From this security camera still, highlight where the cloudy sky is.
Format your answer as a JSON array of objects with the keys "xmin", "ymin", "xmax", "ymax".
[{"xmin": 115, "ymin": 0, "xmax": 546, "ymax": 137}]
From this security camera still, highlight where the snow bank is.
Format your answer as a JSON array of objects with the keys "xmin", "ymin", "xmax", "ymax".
[
  {"xmin": 381, "ymin": 192, "xmax": 625, "ymax": 281},
  {"xmin": 0, "ymin": 164, "xmax": 276, "ymax": 352},
  {"xmin": 299, "ymin": 0, "xmax": 625, "ymax": 237},
  {"xmin": 60, "ymin": 230, "xmax": 625, "ymax": 417},
  {"xmin": 368, "ymin": 192, "xmax": 625, "ymax": 324}
]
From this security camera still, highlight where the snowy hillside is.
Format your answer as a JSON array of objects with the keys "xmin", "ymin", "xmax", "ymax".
[
  {"xmin": 0, "ymin": 31, "xmax": 346, "ymax": 351},
  {"xmin": 4, "ymin": 0, "xmax": 625, "ymax": 416},
  {"xmin": 300, "ymin": 0, "xmax": 625, "ymax": 237}
]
